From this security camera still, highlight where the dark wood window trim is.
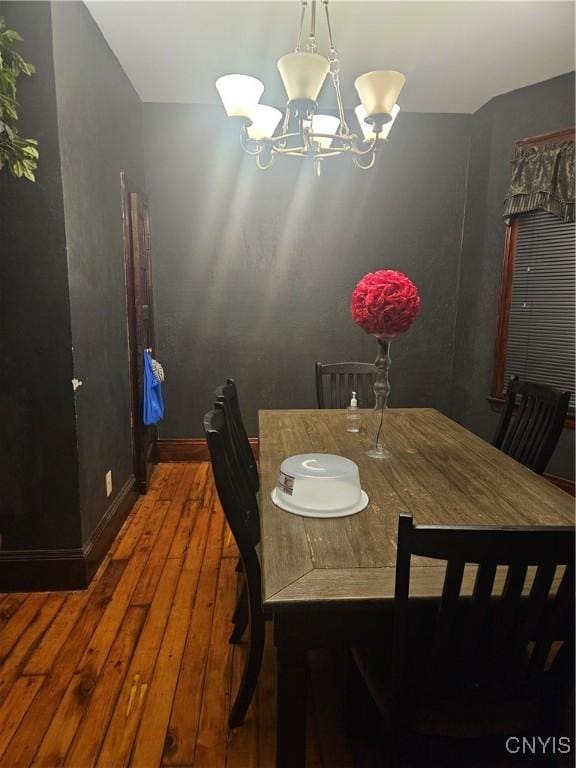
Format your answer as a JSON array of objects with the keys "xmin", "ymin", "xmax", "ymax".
[{"xmin": 490, "ymin": 127, "xmax": 575, "ymax": 430}]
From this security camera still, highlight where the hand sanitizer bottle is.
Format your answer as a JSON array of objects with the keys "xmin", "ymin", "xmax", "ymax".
[{"xmin": 346, "ymin": 391, "xmax": 361, "ymax": 433}]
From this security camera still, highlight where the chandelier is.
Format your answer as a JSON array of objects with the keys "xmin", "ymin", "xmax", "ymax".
[{"xmin": 215, "ymin": 0, "xmax": 406, "ymax": 176}]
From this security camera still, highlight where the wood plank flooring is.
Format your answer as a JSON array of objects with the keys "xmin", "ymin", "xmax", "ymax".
[
  {"xmin": 0, "ymin": 463, "xmax": 347, "ymax": 768},
  {"xmin": 0, "ymin": 462, "xmax": 572, "ymax": 768}
]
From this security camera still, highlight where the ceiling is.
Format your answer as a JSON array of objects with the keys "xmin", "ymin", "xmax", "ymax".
[{"xmin": 85, "ymin": 1, "xmax": 575, "ymax": 113}]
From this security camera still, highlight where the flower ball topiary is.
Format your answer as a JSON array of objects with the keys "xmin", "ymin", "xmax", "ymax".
[{"xmin": 351, "ymin": 269, "xmax": 420, "ymax": 339}]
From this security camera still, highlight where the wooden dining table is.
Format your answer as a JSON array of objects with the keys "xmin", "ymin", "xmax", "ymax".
[{"xmin": 258, "ymin": 408, "xmax": 574, "ymax": 768}]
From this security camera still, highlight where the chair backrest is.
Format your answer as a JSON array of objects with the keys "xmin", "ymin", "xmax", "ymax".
[
  {"xmin": 392, "ymin": 514, "xmax": 575, "ymax": 710},
  {"xmin": 215, "ymin": 378, "xmax": 259, "ymax": 493},
  {"xmin": 203, "ymin": 408, "xmax": 260, "ymax": 571},
  {"xmin": 315, "ymin": 361, "xmax": 376, "ymax": 409},
  {"xmin": 492, "ymin": 376, "xmax": 571, "ymax": 474}
]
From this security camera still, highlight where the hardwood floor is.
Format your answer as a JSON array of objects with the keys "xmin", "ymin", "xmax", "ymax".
[
  {"xmin": 0, "ymin": 462, "xmax": 571, "ymax": 768},
  {"xmin": 0, "ymin": 463, "xmax": 350, "ymax": 768}
]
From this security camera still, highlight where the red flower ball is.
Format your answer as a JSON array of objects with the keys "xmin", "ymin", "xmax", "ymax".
[{"xmin": 351, "ymin": 270, "xmax": 420, "ymax": 338}]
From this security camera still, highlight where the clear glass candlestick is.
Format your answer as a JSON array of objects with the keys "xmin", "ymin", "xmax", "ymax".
[{"xmin": 366, "ymin": 337, "xmax": 392, "ymax": 459}]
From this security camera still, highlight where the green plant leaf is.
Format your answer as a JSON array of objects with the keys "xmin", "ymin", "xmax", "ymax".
[
  {"xmin": 2, "ymin": 30, "xmax": 23, "ymax": 43},
  {"xmin": 0, "ymin": 16, "xmax": 38, "ymax": 181}
]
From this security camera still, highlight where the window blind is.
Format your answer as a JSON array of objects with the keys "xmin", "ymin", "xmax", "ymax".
[{"xmin": 504, "ymin": 209, "xmax": 575, "ymax": 408}]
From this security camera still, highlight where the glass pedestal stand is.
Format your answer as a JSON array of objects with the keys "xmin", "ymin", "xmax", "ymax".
[{"xmin": 366, "ymin": 337, "xmax": 392, "ymax": 460}]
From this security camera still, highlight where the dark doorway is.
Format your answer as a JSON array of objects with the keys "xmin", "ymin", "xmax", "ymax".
[{"xmin": 121, "ymin": 173, "xmax": 157, "ymax": 493}]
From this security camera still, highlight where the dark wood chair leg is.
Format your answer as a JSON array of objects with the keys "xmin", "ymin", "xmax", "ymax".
[
  {"xmin": 231, "ymin": 579, "xmax": 247, "ymax": 624},
  {"xmin": 228, "ymin": 612, "xmax": 265, "ymax": 728},
  {"xmin": 229, "ymin": 585, "xmax": 248, "ymax": 644}
]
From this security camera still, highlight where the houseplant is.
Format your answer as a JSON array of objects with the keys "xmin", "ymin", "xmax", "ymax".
[{"xmin": 0, "ymin": 16, "xmax": 38, "ymax": 181}]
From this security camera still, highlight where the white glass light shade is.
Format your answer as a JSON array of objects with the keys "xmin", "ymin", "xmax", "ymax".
[
  {"xmin": 215, "ymin": 74, "xmax": 264, "ymax": 119},
  {"xmin": 355, "ymin": 103, "xmax": 400, "ymax": 141},
  {"xmin": 277, "ymin": 52, "xmax": 330, "ymax": 102},
  {"xmin": 354, "ymin": 70, "xmax": 406, "ymax": 118},
  {"xmin": 311, "ymin": 114, "xmax": 340, "ymax": 148},
  {"xmin": 246, "ymin": 105, "xmax": 283, "ymax": 140}
]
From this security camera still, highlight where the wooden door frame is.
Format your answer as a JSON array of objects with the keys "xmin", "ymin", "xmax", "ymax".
[{"xmin": 121, "ymin": 172, "xmax": 157, "ymax": 493}]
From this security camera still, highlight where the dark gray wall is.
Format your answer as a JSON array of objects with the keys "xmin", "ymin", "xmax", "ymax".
[
  {"xmin": 50, "ymin": 1, "xmax": 146, "ymax": 543},
  {"xmin": 452, "ymin": 72, "xmax": 575, "ymax": 479},
  {"xmin": 0, "ymin": 0, "xmax": 572, "ymax": 567},
  {"xmin": 0, "ymin": 2, "xmax": 81, "ymax": 550},
  {"xmin": 143, "ymin": 104, "xmax": 471, "ymax": 436},
  {"xmin": 0, "ymin": 1, "xmax": 146, "ymax": 554}
]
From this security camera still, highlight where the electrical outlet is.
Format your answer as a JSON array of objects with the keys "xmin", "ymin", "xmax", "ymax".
[{"xmin": 105, "ymin": 470, "xmax": 113, "ymax": 497}]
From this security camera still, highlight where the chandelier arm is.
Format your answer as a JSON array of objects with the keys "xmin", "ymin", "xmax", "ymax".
[
  {"xmin": 295, "ymin": 0, "xmax": 308, "ymax": 51},
  {"xmin": 256, "ymin": 152, "xmax": 275, "ymax": 170},
  {"xmin": 240, "ymin": 130, "xmax": 266, "ymax": 156},
  {"xmin": 270, "ymin": 131, "xmax": 304, "ymax": 147},
  {"xmin": 272, "ymin": 144, "xmax": 347, "ymax": 158},
  {"xmin": 274, "ymin": 147, "xmax": 308, "ymax": 156},
  {"xmin": 308, "ymin": 132, "xmax": 340, "ymax": 141},
  {"xmin": 313, "ymin": 149, "xmax": 347, "ymax": 158},
  {"xmin": 308, "ymin": 132, "xmax": 355, "ymax": 150},
  {"xmin": 270, "ymin": 131, "xmax": 359, "ymax": 156},
  {"xmin": 352, "ymin": 136, "xmax": 379, "ymax": 156},
  {"xmin": 353, "ymin": 151, "xmax": 376, "ymax": 170}
]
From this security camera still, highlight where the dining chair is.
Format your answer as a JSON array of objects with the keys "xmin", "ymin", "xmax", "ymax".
[
  {"xmin": 212, "ymin": 398, "xmax": 261, "ymax": 645},
  {"xmin": 351, "ymin": 514, "xmax": 575, "ymax": 767},
  {"xmin": 315, "ymin": 361, "xmax": 377, "ymax": 409},
  {"xmin": 204, "ymin": 407, "xmax": 265, "ymax": 728},
  {"xmin": 216, "ymin": 378, "xmax": 260, "ymax": 493},
  {"xmin": 214, "ymin": 380, "xmax": 260, "ymax": 639},
  {"xmin": 492, "ymin": 376, "xmax": 571, "ymax": 474}
]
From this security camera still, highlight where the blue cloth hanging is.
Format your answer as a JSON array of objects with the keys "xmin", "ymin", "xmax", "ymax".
[{"xmin": 143, "ymin": 349, "xmax": 164, "ymax": 425}]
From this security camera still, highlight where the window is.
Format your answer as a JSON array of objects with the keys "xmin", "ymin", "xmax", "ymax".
[{"xmin": 492, "ymin": 130, "xmax": 575, "ymax": 418}]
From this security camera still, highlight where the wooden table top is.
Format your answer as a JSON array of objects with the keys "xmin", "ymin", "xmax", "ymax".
[{"xmin": 258, "ymin": 408, "xmax": 574, "ymax": 609}]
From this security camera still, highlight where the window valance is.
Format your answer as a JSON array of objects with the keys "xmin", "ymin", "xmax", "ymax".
[{"xmin": 503, "ymin": 140, "xmax": 574, "ymax": 222}]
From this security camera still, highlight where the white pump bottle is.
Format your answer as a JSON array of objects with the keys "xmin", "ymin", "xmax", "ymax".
[{"xmin": 346, "ymin": 391, "xmax": 361, "ymax": 433}]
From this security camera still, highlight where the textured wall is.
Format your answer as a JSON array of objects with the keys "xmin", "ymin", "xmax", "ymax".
[
  {"xmin": 143, "ymin": 104, "xmax": 471, "ymax": 437},
  {"xmin": 0, "ymin": 2, "xmax": 81, "ymax": 550},
  {"xmin": 50, "ymin": 1, "xmax": 146, "ymax": 542},
  {"xmin": 0, "ymin": 0, "xmax": 571, "ymax": 567},
  {"xmin": 452, "ymin": 72, "xmax": 575, "ymax": 479}
]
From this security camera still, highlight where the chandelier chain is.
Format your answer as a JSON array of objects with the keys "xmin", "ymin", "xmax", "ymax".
[
  {"xmin": 322, "ymin": 0, "xmax": 348, "ymax": 134},
  {"xmin": 306, "ymin": 0, "xmax": 318, "ymax": 53},
  {"xmin": 331, "ymin": 71, "xmax": 349, "ymax": 134},
  {"xmin": 322, "ymin": 0, "xmax": 336, "ymax": 52},
  {"xmin": 295, "ymin": 0, "xmax": 307, "ymax": 51}
]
